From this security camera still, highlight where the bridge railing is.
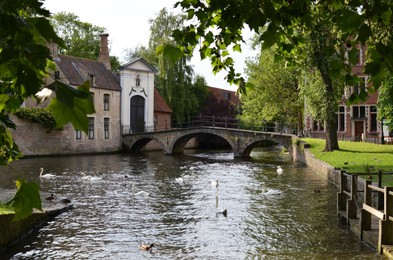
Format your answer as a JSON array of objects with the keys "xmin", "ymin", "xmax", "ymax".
[
  {"xmin": 122, "ymin": 115, "xmax": 299, "ymax": 135},
  {"xmin": 360, "ymin": 179, "xmax": 393, "ymax": 254}
]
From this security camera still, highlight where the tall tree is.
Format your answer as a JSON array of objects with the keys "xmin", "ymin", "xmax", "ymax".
[
  {"xmin": 51, "ymin": 12, "xmax": 120, "ymax": 71},
  {"xmin": 169, "ymin": 0, "xmax": 393, "ymax": 151},
  {"xmin": 149, "ymin": 8, "xmax": 209, "ymax": 123},
  {"xmin": 241, "ymin": 46, "xmax": 302, "ymax": 132},
  {"xmin": 0, "ymin": 1, "xmax": 94, "ymax": 219}
]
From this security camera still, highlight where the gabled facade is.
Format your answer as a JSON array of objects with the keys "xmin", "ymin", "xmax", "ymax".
[
  {"xmin": 119, "ymin": 58, "xmax": 157, "ymax": 134},
  {"xmin": 305, "ymin": 44, "xmax": 382, "ymax": 143}
]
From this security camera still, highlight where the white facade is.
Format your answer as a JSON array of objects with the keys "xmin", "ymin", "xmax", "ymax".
[{"xmin": 119, "ymin": 58, "xmax": 157, "ymax": 134}]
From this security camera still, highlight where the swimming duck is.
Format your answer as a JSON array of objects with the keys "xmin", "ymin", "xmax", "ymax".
[
  {"xmin": 217, "ymin": 208, "xmax": 227, "ymax": 217},
  {"xmin": 61, "ymin": 198, "xmax": 71, "ymax": 204},
  {"xmin": 211, "ymin": 179, "xmax": 219, "ymax": 187},
  {"xmin": 39, "ymin": 167, "xmax": 56, "ymax": 179},
  {"xmin": 276, "ymin": 166, "xmax": 283, "ymax": 174},
  {"xmin": 139, "ymin": 243, "xmax": 154, "ymax": 251},
  {"xmin": 45, "ymin": 193, "xmax": 56, "ymax": 201},
  {"xmin": 175, "ymin": 177, "xmax": 184, "ymax": 184}
]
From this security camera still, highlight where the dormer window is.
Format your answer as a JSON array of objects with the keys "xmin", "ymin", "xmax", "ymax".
[
  {"xmin": 136, "ymin": 74, "xmax": 141, "ymax": 87},
  {"xmin": 55, "ymin": 71, "xmax": 60, "ymax": 80},
  {"xmin": 89, "ymin": 74, "xmax": 96, "ymax": 86}
]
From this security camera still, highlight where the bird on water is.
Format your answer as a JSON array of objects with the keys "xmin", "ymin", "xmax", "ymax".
[
  {"xmin": 39, "ymin": 167, "xmax": 56, "ymax": 178},
  {"xmin": 139, "ymin": 243, "xmax": 154, "ymax": 251},
  {"xmin": 276, "ymin": 166, "xmax": 283, "ymax": 174}
]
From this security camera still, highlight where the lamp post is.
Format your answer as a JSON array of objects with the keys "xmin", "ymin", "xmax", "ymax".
[{"xmin": 380, "ymin": 118, "xmax": 384, "ymax": 144}]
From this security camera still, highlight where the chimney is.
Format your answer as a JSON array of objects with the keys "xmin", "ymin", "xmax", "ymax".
[
  {"xmin": 98, "ymin": 33, "xmax": 111, "ymax": 71},
  {"xmin": 47, "ymin": 41, "xmax": 59, "ymax": 61}
]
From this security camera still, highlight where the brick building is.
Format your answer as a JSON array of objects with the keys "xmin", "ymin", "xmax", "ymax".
[{"xmin": 305, "ymin": 45, "xmax": 383, "ymax": 143}]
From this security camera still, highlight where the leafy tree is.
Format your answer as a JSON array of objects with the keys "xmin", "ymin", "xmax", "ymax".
[
  {"xmin": 0, "ymin": 1, "xmax": 94, "ymax": 220},
  {"xmin": 378, "ymin": 73, "xmax": 393, "ymax": 131},
  {"xmin": 169, "ymin": 0, "xmax": 393, "ymax": 151},
  {"xmin": 51, "ymin": 12, "xmax": 120, "ymax": 72},
  {"xmin": 241, "ymin": 46, "xmax": 301, "ymax": 132}
]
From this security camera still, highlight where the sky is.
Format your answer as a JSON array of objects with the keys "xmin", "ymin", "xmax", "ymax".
[{"xmin": 43, "ymin": 0, "xmax": 257, "ymax": 91}]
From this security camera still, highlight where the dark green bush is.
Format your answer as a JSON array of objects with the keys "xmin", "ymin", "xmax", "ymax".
[{"xmin": 15, "ymin": 108, "xmax": 57, "ymax": 129}]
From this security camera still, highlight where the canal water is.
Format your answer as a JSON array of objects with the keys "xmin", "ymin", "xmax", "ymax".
[{"xmin": 1, "ymin": 147, "xmax": 382, "ymax": 259}]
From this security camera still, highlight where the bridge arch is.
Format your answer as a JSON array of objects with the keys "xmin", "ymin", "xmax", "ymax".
[
  {"xmin": 125, "ymin": 136, "xmax": 166, "ymax": 153},
  {"xmin": 168, "ymin": 129, "xmax": 236, "ymax": 155},
  {"xmin": 240, "ymin": 139, "xmax": 280, "ymax": 157}
]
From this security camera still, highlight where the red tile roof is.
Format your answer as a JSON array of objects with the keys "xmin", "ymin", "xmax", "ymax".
[{"xmin": 154, "ymin": 88, "xmax": 172, "ymax": 113}]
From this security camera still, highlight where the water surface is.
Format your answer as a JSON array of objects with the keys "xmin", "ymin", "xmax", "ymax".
[{"xmin": 1, "ymin": 147, "xmax": 381, "ymax": 259}]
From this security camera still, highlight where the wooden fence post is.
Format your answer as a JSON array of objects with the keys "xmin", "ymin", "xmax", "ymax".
[
  {"xmin": 337, "ymin": 171, "xmax": 347, "ymax": 212},
  {"xmin": 347, "ymin": 174, "xmax": 358, "ymax": 219},
  {"xmin": 360, "ymin": 179, "xmax": 372, "ymax": 239},
  {"xmin": 379, "ymin": 187, "xmax": 393, "ymax": 254},
  {"xmin": 378, "ymin": 171, "xmax": 384, "ymax": 210}
]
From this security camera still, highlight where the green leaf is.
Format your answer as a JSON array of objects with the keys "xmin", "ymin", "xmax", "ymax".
[
  {"xmin": 158, "ymin": 44, "xmax": 184, "ymax": 63},
  {"xmin": 6, "ymin": 179, "xmax": 42, "ymax": 221},
  {"xmin": 46, "ymin": 81, "xmax": 95, "ymax": 133}
]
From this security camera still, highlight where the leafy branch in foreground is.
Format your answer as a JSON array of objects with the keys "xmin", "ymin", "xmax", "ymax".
[{"xmin": 0, "ymin": 0, "xmax": 95, "ymax": 220}]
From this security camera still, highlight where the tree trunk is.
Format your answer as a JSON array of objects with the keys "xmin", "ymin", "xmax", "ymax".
[{"xmin": 324, "ymin": 115, "xmax": 339, "ymax": 151}]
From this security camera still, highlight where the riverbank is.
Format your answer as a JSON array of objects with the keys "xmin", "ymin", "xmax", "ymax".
[
  {"xmin": 0, "ymin": 189, "xmax": 73, "ymax": 250},
  {"xmin": 295, "ymin": 139, "xmax": 393, "ymax": 259}
]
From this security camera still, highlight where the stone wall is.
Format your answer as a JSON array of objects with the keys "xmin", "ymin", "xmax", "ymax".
[{"xmin": 292, "ymin": 139, "xmax": 341, "ymax": 187}]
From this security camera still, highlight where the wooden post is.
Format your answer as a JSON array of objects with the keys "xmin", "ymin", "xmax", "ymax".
[
  {"xmin": 378, "ymin": 171, "xmax": 384, "ymax": 210},
  {"xmin": 347, "ymin": 174, "xmax": 358, "ymax": 219},
  {"xmin": 337, "ymin": 171, "xmax": 347, "ymax": 212},
  {"xmin": 379, "ymin": 187, "xmax": 393, "ymax": 254},
  {"xmin": 360, "ymin": 180, "xmax": 372, "ymax": 239}
]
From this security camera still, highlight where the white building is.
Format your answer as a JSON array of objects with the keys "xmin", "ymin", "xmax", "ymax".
[{"xmin": 119, "ymin": 58, "xmax": 158, "ymax": 134}]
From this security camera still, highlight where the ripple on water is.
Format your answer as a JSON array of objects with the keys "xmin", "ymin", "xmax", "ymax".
[{"xmin": 2, "ymin": 150, "xmax": 383, "ymax": 259}]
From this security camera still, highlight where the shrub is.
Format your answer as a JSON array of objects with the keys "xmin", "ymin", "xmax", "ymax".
[{"xmin": 15, "ymin": 108, "xmax": 57, "ymax": 129}]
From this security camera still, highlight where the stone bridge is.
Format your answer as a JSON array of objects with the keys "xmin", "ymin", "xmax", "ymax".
[{"xmin": 122, "ymin": 127, "xmax": 297, "ymax": 158}]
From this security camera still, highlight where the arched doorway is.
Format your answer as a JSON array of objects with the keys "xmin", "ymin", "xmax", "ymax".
[{"xmin": 130, "ymin": 96, "xmax": 145, "ymax": 133}]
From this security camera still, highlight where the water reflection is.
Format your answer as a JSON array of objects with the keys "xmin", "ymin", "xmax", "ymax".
[{"xmin": 1, "ymin": 147, "xmax": 382, "ymax": 259}]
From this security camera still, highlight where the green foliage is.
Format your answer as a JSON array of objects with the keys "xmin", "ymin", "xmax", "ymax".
[
  {"xmin": 378, "ymin": 73, "xmax": 393, "ymax": 131},
  {"xmin": 15, "ymin": 108, "xmax": 57, "ymax": 129},
  {"xmin": 46, "ymin": 81, "xmax": 95, "ymax": 132},
  {"xmin": 51, "ymin": 12, "xmax": 120, "ymax": 72},
  {"xmin": 6, "ymin": 179, "xmax": 42, "ymax": 221},
  {"xmin": 0, "ymin": 1, "xmax": 95, "ymax": 220},
  {"xmin": 240, "ymin": 46, "xmax": 301, "ymax": 129},
  {"xmin": 51, "ymin": 12, "xmax": 105, "ymax": 60}
]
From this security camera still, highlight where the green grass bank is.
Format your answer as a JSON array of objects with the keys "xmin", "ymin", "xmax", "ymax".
[{"xmin": 302, "ymin": 138, "xmax": 393, "ymax": 186}]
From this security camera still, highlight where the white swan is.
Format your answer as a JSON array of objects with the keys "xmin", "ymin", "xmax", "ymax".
[
  {"xmin": 39, "ymin": 167, "xmax": 55, "ymax": 178},
  {"xmin": 131, "ymin": 183, "xmax": 150, "ymax": 197},
  {"xmin": 276, "ymin": 166, "xmax": 284, "ymax": 174},
  {"xmin": 81, "ymin": 172, "xmax": 102, "ymax": 181},
  {"xmin": 211, "ymin": 179, "xmax": 219, "ymax": 187},
  {"xmin": 175, "ymin": 177, "xmax": 184, "ymax": 184}
]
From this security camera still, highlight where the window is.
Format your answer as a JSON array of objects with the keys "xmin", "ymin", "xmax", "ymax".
[
  {"xmin": 104, "ymin": 94, "xmax": 110, "ymax": 111},
  {"xmin": 337, "ymin": 106, "xmax": 345, "ymax": 131},
  {"xmin": 104, "ymin": 118, "xmax": 110, "ymax": 139},
  {"xmin": 90, "ymin": 92, "xmax": 94, "ymax": 103},
  {"xmin": 76, "ymin": 130, "xmax": 82, "ymax": 140},
  {"xmin": 352, "ymin": 77, "xmax": 366, "ymax": 95},
  {"xmin": 353, "ymin": 106, "xmax": 365, "ymax": 118},
  {"xmin": 55, "ymin": 71, "xmax": 60, "ymax": 80},
  {"xmin": 89, "ymin": 74, "xmax": 96, "ymax": 86},
  {"xmin": 370, "ymin": 106, "xmax": 378, "ymax": 132},
  {"xmin": 313, "ymin": 121, "xmax": 324, "ymax": 131},
  {"xmin": 88, "ymin": 117, "xmax": 95, "ymax": 139},
  {"xmin": 356, "ymin": 47, "xmax": 363, "ymax": 65}
]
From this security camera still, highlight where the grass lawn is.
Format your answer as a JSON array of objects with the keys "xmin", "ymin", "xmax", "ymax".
[{"xmin": 302, "ymin": 138, "xmax": 393, "ymax": 186}]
